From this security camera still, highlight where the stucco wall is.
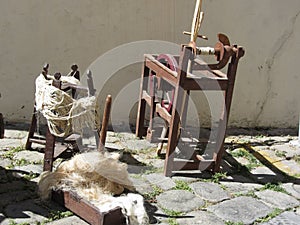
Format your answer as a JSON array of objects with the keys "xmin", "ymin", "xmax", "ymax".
[{"xmin": 0, "ymin": 0, "xmax": 299, "ymax": 128}]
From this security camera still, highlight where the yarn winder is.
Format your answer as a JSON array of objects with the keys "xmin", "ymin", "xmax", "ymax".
[
  {"xmin": 26, "ymin": 64, "xmax": 112, "ymax": 171},
  {"xmin": 136, "ymin": 0, "xmax": 245, "ymax": 176}
]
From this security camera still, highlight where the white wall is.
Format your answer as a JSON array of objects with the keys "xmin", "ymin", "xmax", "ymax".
[{"xmin": 0, "ymin": 0, "xmax": 299, "ymax": 128}]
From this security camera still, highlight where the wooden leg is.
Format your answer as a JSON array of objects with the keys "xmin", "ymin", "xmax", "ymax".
[
  {"xmin": 136, "ymin": 65, "xmax": 150, "ymax": 138},
  {"xmin": 156, "ymin": 121, "xmax": 168, "ymax": 155},
  {"xmin": 146, "ymin": 94, "xmax": 156, "ymax": 141},
  {"xmin": 25, "ymin": 109, "xmax": 37, "ymax": 150},
  {"xmin": 136, "ymin": 98, "xmax": 147, "ymax": 138},
  {"xmin": 43, "ymin": 128, "xmax": 55, "ymax": 171},
  {"xmin": 164, "ymin": 110, "xmax": 182, "ymax": 177}
]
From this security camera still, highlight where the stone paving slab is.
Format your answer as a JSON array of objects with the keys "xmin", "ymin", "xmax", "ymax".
[
  {"xmin": 13, "ymin": 164, "xmax": 43, "ymax": 175},
  {"xmin": 104, "ymin": 142, "xmax": 125, "ymax": 151},
  {"xmin": 46, "ymin": 215, "xmax": 89, "ymax": 225},
  {"xmin": 0, "ymin": 190, "xmax": 35, "ymax": 211},
  {"xmin": 156, "ymin": 190, "xmax": 205, "ymax": 213},
  {"xmin": 261, "ymin": 211, "xmax": 300, "ymax": 225},
  {"xmin": 255, "ymin": 190, "xmax": 300, "ymax": 210},
  {"xmin": 121, "ymin": 139, "xmax": 156, "ymax": 151},
  {"xmin": 13, "ymin": 150, "xmax": 44, "ymax": 163},
  {"xmin": 207, "ymin": 196, "xmax": 273, "ymax": 224},
  {"xmin": 0, "ymin": 138, "xmax": 24, "ymax": 149},
  {"xmin": 1, "ymin": 199, "xmax": 49, "ymax": 225},
  {"xmin": 250, "ymin": 166, "xmax": 286, "ymax": 183},
  {"xmin": 282, "ymin": 183, "xmax": 300, "ymax": 199},
  {"xmin": 0, "ymin": 180, "xmax": 30, "ymax": 194},
  {"xmin": 190, "ymin": 181, "xmax": 230, "ymax": 203},
  {"xmin": 176, "ymin": 211, "xmax": 225, "ymax": 225},
  {"xmin": 1, "ymin": 130, "xmax": 28, "ymax": 139},
  {"xmin": 253, "ymin": 148, "xmax": 285, "ymax": 163},
  {"xmin": 172, "ymin": 176, "xmax": 200, "ymax": 183},
  {"xmin": 273, "ymin": 160, "xmax": 300, "ymax": 176},
  {"xmin": 221, "ymin": 182, "xmax": 263, "ymax": 195},
  {"xmin": 144, "ymin": 173, "xmax": 176, "ymax": 191},
  {"xmin": 0, "ymin": 159, "xmax": 11, "ymax": 168},
  {"xmin": 271, "ymin": 144, "xmax": 300, "ymax": 159},
  {"xmin": 105, "ymin": 136, "xmax": 119, "ymax": 143},
  {"xmin": 130, "ymin": 176, "xmax": 154, "ymax": 195}
]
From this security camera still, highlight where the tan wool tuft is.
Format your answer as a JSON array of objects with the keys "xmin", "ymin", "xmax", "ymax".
[{"xmin": 38, "ymin": 151, "xmax": 134, "ymax": 201}]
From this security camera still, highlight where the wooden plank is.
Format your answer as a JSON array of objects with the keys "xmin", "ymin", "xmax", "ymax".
[
  {"xmin": 155, "ymin": 104, "xmax": 172, "ymax": 124},
  {"xmin": 52, "ymin": 190, "xmax": 126, "ymax": 225},
  {"xmin": 29, "ymin": 138, "xmax": 46, "ymax": 145},
  {"xmin": 183, "ymin": 77, "xmax": 228, "ymax": 90},
  {"xmin": 64, "ymin": 134, "xmax": 81, "ymax": 142},
  {"xmin": 145, "ymin": 57, "xmax": 177, "ymax": 85},
  {"xmin": 53, "ymin": 143, "xmax": 69, "ymax": 159},
  {"xmin": 142, "ymin": 91, "xmax": 152, "ymax": 106},
  {"xmin": 172, "ymin": 159, "xmax": 214, "ymax": 171}
]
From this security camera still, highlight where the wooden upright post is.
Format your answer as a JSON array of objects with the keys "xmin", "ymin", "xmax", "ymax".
[
  {"xmin": 43, "ymin": 74, "xmax": 62, "ymax": 171},
  {"xmin": 98, "ymin": 95, "xmax": 112, "ymax": 152},
  {"xmin": 0, "ymin": 113, "xmax": 4, "ymax": 139},
  {"xmin": 164, "ymin": 46, "xmax": 193, "ymax": 176}
]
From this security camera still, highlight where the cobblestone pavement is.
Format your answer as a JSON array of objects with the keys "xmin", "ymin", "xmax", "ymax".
[{"xmin": 1, "ymin": 124, "xmax": 300, "ymax": 225}]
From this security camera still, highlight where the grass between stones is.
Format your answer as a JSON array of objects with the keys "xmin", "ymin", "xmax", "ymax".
[
  {"xmin": 23, "ymin": 172, "xmax": 39, "ymax": 181},
  {"xmin": 163, "ymin": 208, "xmax": 182, "ymax": 225},
  {"xmin": 229, "ymin": 147, "xmax": 263, "ymax": 170},
  {"xmin": 260, "ymin": 182, "xmax": 288, "ymax": 194},
  {"xmin": 173, "ymin": 180, "xmax": 192, "ymax": 192},
  {"xmin": 233, "ymin": 190, "xmax": 258, "ymax": 198},
  {"xmin": 167, "ymin": 218, "xmax": 179, "ymax": 225},
  {"xmin": 8, "ymin": 220, "xmax": 31, "ymax": 225},
  {"xmin": 254, "ymin": 208, "xmax": 283, "ymax": 224},
  {"xmin": 2, "ymin": 145, "xmax": 25, "ymax": 160},
  {"xmin": 143, "ymin": 185, "xmax": 164, "ymax": 202},
  {"xmin": 225, "ymin": 221, "xmax": 244, "ymax": 225},
  {"xmin": 275, "ymin": 150, "xmax": 287, "ymax": 158},
  {"xmin": 43, "ymin": 210, "xmax": 74, "ymax": 224},
  {"xmin": 8, "ymin": 210, "xmax": 74, "ymax": 225},
  {"xmin": 293, "ymin": 155, "xmax": 300, "ymax": 165},
  {"xmin": 211, "ymin": 172, "xmax": 228, "ymax": 183}
]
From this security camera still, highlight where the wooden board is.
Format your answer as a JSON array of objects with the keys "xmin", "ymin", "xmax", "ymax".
[{"xmin": 52, "ymin": 190, "xmax": 126, "ymax": 225}]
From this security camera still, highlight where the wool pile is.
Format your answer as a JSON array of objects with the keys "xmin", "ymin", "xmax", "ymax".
[{"xmin": 38, "ymin": 151, "xmax": 149, "ymax": 224}]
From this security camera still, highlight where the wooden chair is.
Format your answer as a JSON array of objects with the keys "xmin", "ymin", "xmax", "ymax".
[
  {"xmin": 26, "ymin": 65, "xmax": 112, "ymax": 171},
  {"xmin": 136, "ymin": 34, "xmax": 245, "ymax": 176}
]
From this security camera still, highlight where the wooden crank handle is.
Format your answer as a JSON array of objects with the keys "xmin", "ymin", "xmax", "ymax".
[{"xmin": 183, "ymin": 31, "xmax": 208, "ymax": 40}]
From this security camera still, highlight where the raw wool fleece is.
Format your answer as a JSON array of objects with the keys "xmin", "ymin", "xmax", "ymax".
[
  {"xmin": 38, "ymin": 151, "xmax": 149, "ymax": 225},
  {"xmin": 35, "ymin": 74, "xmax": 99, "ymax": 137}
]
